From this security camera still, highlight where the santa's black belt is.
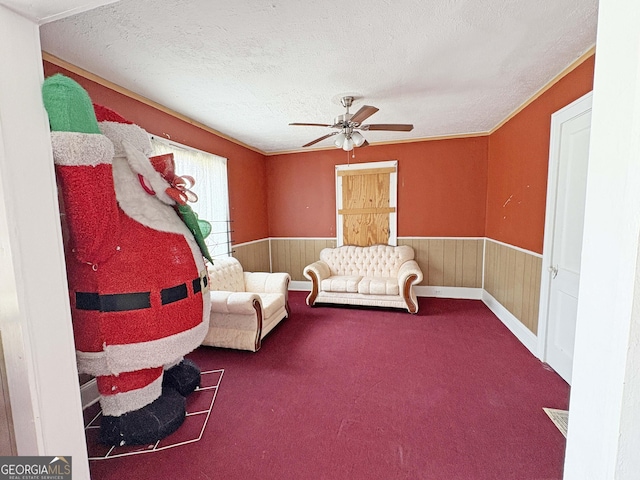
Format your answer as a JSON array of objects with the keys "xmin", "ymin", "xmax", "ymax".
[{"xmin": 75, "ymin": 275, "xmax": 208, "ymax": 312}]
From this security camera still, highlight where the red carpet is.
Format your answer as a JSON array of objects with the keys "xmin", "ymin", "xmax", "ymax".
[{"xmin": 88, "ymin": 292, "xmax": 569, "ymax": 480}]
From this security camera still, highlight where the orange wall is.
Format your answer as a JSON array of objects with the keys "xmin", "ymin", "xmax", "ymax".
[
  {"xmin": 267, "ymin": 137, "xmax": 488, "ymax": 238},
  {"xmin": 43, "ymin": 61, "xmax": 269, "ymax": 245},
  {"xmin": 486, "ymin": 55, "xmax": 595, "ymax": 253},
  {"xmin": 44, "ymin": 54, "xmax": 594, "ymax": 249}
]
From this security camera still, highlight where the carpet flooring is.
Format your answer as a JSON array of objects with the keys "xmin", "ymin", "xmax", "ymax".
[{"xmin": 88, "ymin": 292, "xmax": 569, "ymax": 480}]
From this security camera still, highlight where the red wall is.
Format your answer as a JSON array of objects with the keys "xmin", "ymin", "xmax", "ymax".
[
  {"xmin": 43, "ymin": 62, "xmax": 269, "ymax": 245},
  {"xmin": 267, "ymin": 137, "xmax": 489, "ymax": 238},
  {"xmin": 486, "ymin": 55, "xmax": 595, "ymax": 253}
]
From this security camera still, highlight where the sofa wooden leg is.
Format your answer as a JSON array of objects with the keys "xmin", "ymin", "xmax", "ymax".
[
  {"xmin": 306, "ymin": 271, "xmax": 319, "ymax": 306},
  {"xmin": 252, "ymin": 299, "xmax": 263, "ymax": 352},
  {"xmin": 403, "ymin": 274, "xmax": 419, "ymax": 314}
]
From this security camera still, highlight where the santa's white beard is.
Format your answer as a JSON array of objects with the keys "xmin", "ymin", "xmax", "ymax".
[
  {"xmin": 112, "ymin": 156, "xmax": 187, "ymax": 235},
  {"xmin": 111, "ymin": 156, "xmax": 206, "ymax": 272}
]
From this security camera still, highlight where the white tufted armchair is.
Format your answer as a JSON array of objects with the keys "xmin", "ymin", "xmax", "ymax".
[
  {"xmin": 303, "ymin": 245, "xmax": 424, "ymax": 313},
  {"xmin": 203, "ymin": 257, "xmax": 290, "ymax": 352}
]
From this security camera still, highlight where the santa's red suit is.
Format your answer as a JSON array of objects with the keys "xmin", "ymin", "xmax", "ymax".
[{"xmin": 48, "ymin": 85, "xmax": 210, "ymax": 445}]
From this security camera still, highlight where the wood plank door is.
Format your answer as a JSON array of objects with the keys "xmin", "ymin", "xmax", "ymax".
[{"xmin": 336, "ymin": 161, "xmax": 397, "ymax": 246}]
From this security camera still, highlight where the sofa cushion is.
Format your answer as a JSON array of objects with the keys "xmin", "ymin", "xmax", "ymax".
[
  {"xmin": 358, "ymin": 277, "xmax": 399, "ymax": 295},
  {"xmin": 321, "ymin": 275, "xmax": 362, "ymax": 293}
]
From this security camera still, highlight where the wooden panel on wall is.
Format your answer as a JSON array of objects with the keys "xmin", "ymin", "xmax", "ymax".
[
  {"xmin": 246, "ymin": 237, "xmax": 485, "ymax": 288},
  {"xmin": 271, "ymin": 238, "xmax": 337, "ymax": 281},
  {"xmin": 232, "ymin": 240, "xmax": 270, "ymax": 272},
  {"xmin": 484, "ymin": 239, "xmax": 542, "ymax": 333},
  {"xmin": 398, "ymin": 238, "xmax": 483, "ymax": 288}
]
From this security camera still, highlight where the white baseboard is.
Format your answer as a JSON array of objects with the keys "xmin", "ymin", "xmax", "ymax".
[
  {"xmin": 481, "ymin": 291, "xmax": 538, "ymax": 356},
  {"xmin": 289, "ymin": 280, "xmax": 312, "ymax": 291},
  {"xmin": 413, "ymin": 285, "xmax": 483, "ymax": 299}
]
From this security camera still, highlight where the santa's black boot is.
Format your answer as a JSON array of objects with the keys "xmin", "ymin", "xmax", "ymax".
[
  {"xmin": 99, "ymin": 388, "xmax": 186, "ymax": 446},
  {"xmin": 162, "ymin": 358, "xmax": 201, "ymax": 396}
]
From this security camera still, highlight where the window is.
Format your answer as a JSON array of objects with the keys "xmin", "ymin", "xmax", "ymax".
[{"xmin": 150, "ymin": 136, "xmax": 231, "ymax": 259}]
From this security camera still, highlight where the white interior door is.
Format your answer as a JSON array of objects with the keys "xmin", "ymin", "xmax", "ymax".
[{"xmin": 539, "ymin": 92, "xmax": 592, "ymax": 384}]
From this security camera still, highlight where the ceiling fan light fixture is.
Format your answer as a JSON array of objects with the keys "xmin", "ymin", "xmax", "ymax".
[
  {"xmin": 342, "ymin": 137, "xmax": 354, "ymax": 151},
  {"xmin": 334, "ymin": 132, "xmax": 346, "ymax": 147},
  {"xmin": 351, "ymin": 131, "xmax": 365, "ymax": 147}
]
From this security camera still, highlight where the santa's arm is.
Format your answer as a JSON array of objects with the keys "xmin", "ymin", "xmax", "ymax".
[{"xmin": 43, "ymin": 74, "xmax": 121, "ymax": 265}]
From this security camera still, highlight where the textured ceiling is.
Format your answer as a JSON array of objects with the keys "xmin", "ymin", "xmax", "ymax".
[
  {"xmin": 33, "ymin": 0, "xmax": 598, "ymax": 154},
  {"xmin": 0, "ymin": 0, "xmax": 118, "ymax": 23}
]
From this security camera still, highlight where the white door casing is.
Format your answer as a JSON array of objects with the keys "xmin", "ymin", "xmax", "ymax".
[
  {"xmin": 335, "ymin": 160, "xmax": 398, "ymax": 247},
  {"xmin": 538, "ymin": 91, "xmax": 592, "ymax": 384}
]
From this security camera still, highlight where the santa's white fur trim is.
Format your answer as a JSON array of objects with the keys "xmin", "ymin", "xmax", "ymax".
[
  {"xmin": 164, "ymin": 357, "xmax": 183, "ymax": 370},
  {"xmin": 50, "ymin": 131, "xmax": 114, "ymax": 166},
  {"xmin": 98, "ymin": 121, "xmax": 152, "ymax": 157},
  {"xmin": 76, "ymin": 311, "xmax": 210, "ymax": 376},
  {"xmin": 100, "ymin": 375, "xmax": 162, "ymax": 417}
]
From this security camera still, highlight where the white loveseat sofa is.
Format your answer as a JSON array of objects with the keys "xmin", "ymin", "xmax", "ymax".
[
  {"xmin": 303, "ymin": 244, "xmax": 424, "ymax": 313},
  {"xmin": 202, "ymin": 257, "xmax": 290, "ymax": 352}
]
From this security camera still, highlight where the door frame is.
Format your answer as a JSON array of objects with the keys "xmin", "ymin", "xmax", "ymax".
[{"xmin": 537, "ymin": 91, "xmax": 593, "ymax": 364}]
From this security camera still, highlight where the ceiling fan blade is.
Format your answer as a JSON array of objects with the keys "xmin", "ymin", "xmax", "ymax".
[
  {"xmin": 361, "ymin": 123, "xmax": 414, "ymax": 131},
  {"xmin": 289, "ymin": 122, "xmax": 332, "ymax": 127},
  {"xmin": 360, "ymin": 140, "xmax": 370, "ymax": 147},
  {"xmin": 349, "ymin": 105, "xmax": 379, "ymax": 125},
  {"xmin": 302, "ymin": 132, "xmax": 337, "ymax": 148}
]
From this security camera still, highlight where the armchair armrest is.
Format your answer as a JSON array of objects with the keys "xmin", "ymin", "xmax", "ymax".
[
  {"xmin": 397, "ymin": 260, "xmax": 424, "ymax": 314},
  {"xmin": 209, "ymin": 291, "xmax": 264, "ymax": 352},
  {"xmin": 303, "ymin": 260, "xmax": 331, "ymax": 306},
  {"xmin": 244, "ymin": 272, "xmax": 291, "ymax": 295},
  {"xmin": 210, "ymin": 291, "xmax": 262, "ymax": 315}
]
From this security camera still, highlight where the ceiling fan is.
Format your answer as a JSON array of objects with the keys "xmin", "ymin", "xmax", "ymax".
[{"xmin": 289, "ymin": 96, "xmax": 414, "ymax": 151}]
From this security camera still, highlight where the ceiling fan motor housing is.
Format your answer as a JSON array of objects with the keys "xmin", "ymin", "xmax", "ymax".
[{"xmin": 334, "ymin": 113, "xmax": 354, "ymax": 127}]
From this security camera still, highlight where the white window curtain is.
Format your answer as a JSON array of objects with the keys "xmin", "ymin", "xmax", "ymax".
[{"xmin": 150, "ymin": 136, "xmax": 231, "ymax": 260}]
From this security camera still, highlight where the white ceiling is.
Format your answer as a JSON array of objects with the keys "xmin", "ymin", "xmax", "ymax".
[
  {"xmin": 11, "ymin": 0, "xmax": 599, "ymax": 154},
  {"xmin": 0, "ymin": 0, "xmax": 119, "ymax": 24}
]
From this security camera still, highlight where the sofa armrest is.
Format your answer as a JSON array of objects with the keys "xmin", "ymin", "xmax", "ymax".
[
  {"xmin": 303, "ymin": 261, "xmax": 331, "ymax": 282},
  {"xmin": 398, "ymin": 260, "xmax": 424, "ymax": 285},
  {"xmin": 303, "ymin": 261, "xmax": 331, "ymax": 306},
  {"xmin": 244, "ymin": 272, "xmax": 291, "ymax": 295},
  {"xmin": 397, "ymin": 260, "xmax": 424, "ymax": 314},
  {"xmin": 210, "ymin": 291, "xmax": 262, "ymax": 315}
]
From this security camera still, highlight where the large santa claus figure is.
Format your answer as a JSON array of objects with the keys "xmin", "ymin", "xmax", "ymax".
[{"xmin": 42, "ymin": 74, "xmax": 211, "ymax": 446}]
